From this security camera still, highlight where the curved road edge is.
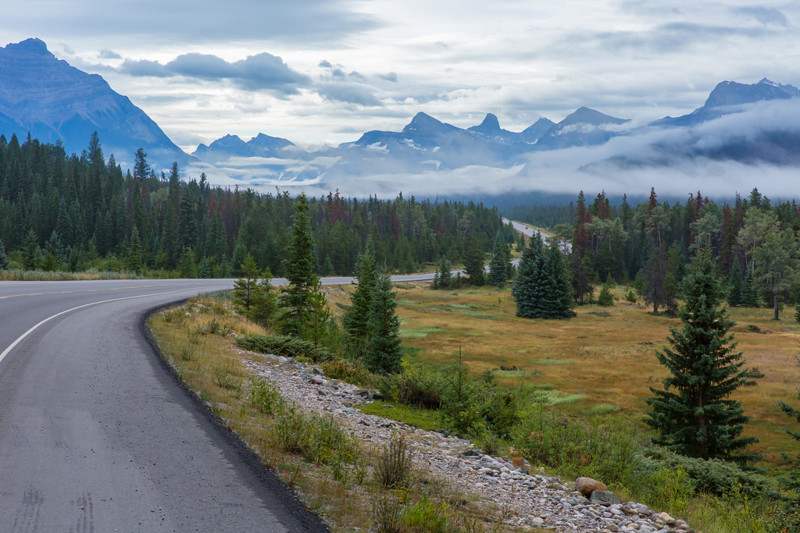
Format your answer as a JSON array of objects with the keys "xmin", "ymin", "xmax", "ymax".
[{"xmin": 140, "ymin": 300, "xmax": 332, "ymax": 532}]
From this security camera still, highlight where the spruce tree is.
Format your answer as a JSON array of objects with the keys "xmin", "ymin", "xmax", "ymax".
[
  {"xmin": 777, "ymin": 362, "xmax": 800, "ymax": 529},
  {"xmin": 512, "ymin": 232, "xmax": 546, "ymax": 318},
  {"xmin": 127, "ymin": 226, "xmax": 143, "ymax": 274},
  {"xmin": 645, "ymin": 250, "xmax": 757, "ymax": 460},
  {"xmin": 233, "ymin": 255, "xmax": 260, "ymax": 311},
  {"xmin": 463, "ymin": 237, "xmax": 485, "ymax": 286},
  {"xmin": 343, "ymin": 242, "xmax": 377, "ymax": 355},
  {"xmin": 279, "ymin": 194, "xmax": 318, "ymax": 339},
  {"xmin": 23, "ymin": 229, "xmax": 39, "ymax": 271},
  {"xmin": 434, "ymin": 256, "xmax": 451, "ymax": 290},
  {"xmin": 728, "ymin": 257, "xmax": 744, "ymax": 307},
  {"xmin": 365, "ymin": 272, "xmax": 402, "ymax": 374},
  {"xmin": 0, "ymin": 238, "xmax": 8, "ymax": 270},
  {"xmin": 487, "ymin": 231, "xmax": 511, "ymax": 286},
  {"xmin": 742, "ymin": 270, "xmax": 759, "ymax": 307},
  {"xmin": 539, "ymin": 240, "xmax": 576, "ymax": 318}
]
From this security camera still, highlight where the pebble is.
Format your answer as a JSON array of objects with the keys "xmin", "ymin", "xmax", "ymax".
[{"xmin": 241, "ymin": 351, "xmax": 693, "ymax": 532}]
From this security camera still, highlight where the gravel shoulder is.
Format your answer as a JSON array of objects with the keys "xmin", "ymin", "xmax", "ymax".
[{"xmin": 241, "ymin": 351, "xmax": 693, "ymax": 533}]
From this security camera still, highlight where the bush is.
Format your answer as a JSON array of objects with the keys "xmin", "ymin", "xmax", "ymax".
[
  {"xmin": 379, "ymin": 367, "xmax": 443, "ymax": 409},
  {"xmin": 236, "ymin": 334, "xmax": 333, "ymax": 362},
  {"xmin": 480, "ymin": 391, "xmax": 519, "ymax": 439},
  {"xmin": 248, "ymin": 377, "xmax": 285, "ymax": 415},
  {"xmin": 638, "ymin": 447, "xmax": 769, "ymax": 498},
  {"xmin": 512, "ymin": 408, "xmax": 643, "ymax": 488},
  {"xmin": 320, "ymin": 358, "xmax": 373, "ymax": 386},
  {"xmin": 401, "ymin": 495, "xmax": 448, "ymax": 533},
  {"xmin": 374, "ymin": 436, "xmax": 413, "ymax": 489},
  {"xmin": 597, "ymin": 284, "xmax": 614, "ymax": 306}
]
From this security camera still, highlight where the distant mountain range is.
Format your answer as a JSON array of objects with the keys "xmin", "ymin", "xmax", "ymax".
[
  {"xmin": 1, "ymin": 38, "xmax": 799, "ymax": 195},
  {"xmin": 0, "ymin": 38, "xmax": 187, "ymax": 167}
]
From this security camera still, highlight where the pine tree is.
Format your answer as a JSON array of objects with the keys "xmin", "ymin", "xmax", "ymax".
[
  {"xmin": 487, "ymin": 231, "xmax": 511, "ymax": 286},
  {"xmin": 0, "ymin": 238, "xmax": 8, "ymax": 270},
  {"xmin": 539, "ymin": 240, "xmax": 575, "ymax": 319},
  {"xmin": 127, "ymin": 226, "xmax": 143, "ymax": 274},
  {"xmin": 364, "ymin": 272, "xmax": 402, "ymax": 374},
  {"xmin": 343, "ymin": 242, "xmax": 377, "ymax": 355},
  {"xmin": 728, "ymin": 256, "xmax": 744, "ymax": 307},
  {"xmin": 178, "ymin": 247, "xmax": 198, "ymax": 278},
  {"xmin": 434, "ymin": 256, "xmax": 451, "ymax": 290},
  {"xmin": 512, "ymin": 232, "xmax": 546, "ymax": 318},
  {"xmin": 645, "ymin": 250, "xmax": 757, "ymax": 460},
  {"xmin": 777, "ymin": 359, "xmax": 800, "ymax": 529},
  {"xmin": 742, "ymin": 270, "xmax": 759, "ymax": 307},
  {"xmin": 23, "ymin": 229, "xmax": 39, "ymax": 271},
  {"xmin": 233, "ymin": 254, "xmax": 261, "ymax": 311},
  {"xmin": 279, "ymin": 194, "xmax": 318, "ymax": 339},
  {"xmin": 463, "ymin": 237, "xmax": 485, "ymax": 286},
  {"xmin": 250, "ymin": 271, "xmax": 277, "ymax": 327},
  {"xmin": 597, "ymin": 281, "xmax": 614, "ymax": 306}
]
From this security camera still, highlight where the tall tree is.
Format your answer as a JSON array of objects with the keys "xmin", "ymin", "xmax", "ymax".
[
  {"xmin": 463, "ymin": 237, "xmax": 485, "ymax": 286},
  {"xmin": 364, "ymin": 272, "xmax": 402, "ymax": 374},
  {"xmin": 754, "ymin": 228, "xmax": 799, "ymax": 320},
  {"xmin": 343, "ymin": 242, "xmax": 377, "ymax": 354},
  {"xmin": 641, "ymin": 243, "xmax": 668, "ymax": 313},
  {"xmin": 0, "ymin": 238, "xmax": 8, "ymax": 270},
  {"xmin": 512, "ymin": 233, "xmax": 546, "ymax": 318},
  {"xmin": 278, "ymin": 194, "xmax": 317, "ymax": 339},
  {"xmin": 487, "ymin": 230, "xmax": 511, "ymax": 286},
  {"xmin": 539, "ymin": 240, "xmax": 575, "ymax": 319},
  {"xmin": 645, "ymin": 250, "xmax": 757, "ymax": 460}
]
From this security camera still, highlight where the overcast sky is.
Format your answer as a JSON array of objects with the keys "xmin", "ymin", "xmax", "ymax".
[{"xmin": 3, "ymin": 1, "xmax": 799, "ymax": 153}]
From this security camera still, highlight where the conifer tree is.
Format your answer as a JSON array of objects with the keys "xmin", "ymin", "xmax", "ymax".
[
  {"xmin": 343, "ymin": 242, "xmax": 377, "ymax": 354},
  {"xmin": 365, "ymin": 272, "xmax": 402, "ymax": 374},
  {"xmin": 512, "ymin": 232, "xmax": 546, "ymax": 318},
  {"xmin": 127, "ymin": 226, "xmax": 143, "ymax": 274},
  {"xmin": 23, "ymin": 229, "xmax": 39, "ymax": 271},
  {"xmin": 742, "ymin": 270, "xmax": 759, "ymax": 307},
  {"xmin": 233, "ymin": 254, "xmax": 261, "ymax": 311},
  {"xmin": 433, "ymin": 256, "xmax": 451, "ymax": 290},
  {"xmin": 279, "ymin": 194, "xmax": 318, "ymax": 339},
  {"xmin": 178, "ymin": 247, "xmax": 198, "ymax": 278},
  {"xmin": 777, "ymin": 361, "xmax": 800, "ymax": 529},
  {"xmin": 249, "ymin": 271, "xmax": 277, "ymax": 327},
  {"xmin": 0, "ymin": 238, "xmax": 8, "ymax": 270},
  {"xmin": 597, "ymin": 280, "xmax": 614, "ymax": 306},
  {"xmin": 463, "ymin": 237, "xmax": 485, "ymax": 286},
  {"xmin": 728, "ymin": 257, "xmax": 744, "ymax": 307},
  {"xmin": 539, "ymin": 240, "xmax": 575, "ymax": 318},
  {"xmin": 645, "ymin": 250, "xmax": 757, "ymax": 460},
  {"xmin": 487, "ymin": 231, "xmax": 511, "ymax": 286}
]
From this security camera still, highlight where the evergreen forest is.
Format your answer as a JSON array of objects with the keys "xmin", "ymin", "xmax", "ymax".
[{"xmin": 0, "ymin": 133, "xmax": 514, "ymax": 277}]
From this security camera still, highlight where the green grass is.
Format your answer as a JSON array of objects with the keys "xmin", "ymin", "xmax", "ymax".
[
  {"xmin": 589, "ymin": 403, "xmax": 621, "ymax": 415},
  {"xmin": 358, "ymin": 401, "xmax": 442, "ymax": 432}
]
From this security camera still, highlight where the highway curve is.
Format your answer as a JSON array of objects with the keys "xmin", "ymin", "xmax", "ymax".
[{"xmin": 0, "ymin": 279, "xmax": 329, "ymax": 532}]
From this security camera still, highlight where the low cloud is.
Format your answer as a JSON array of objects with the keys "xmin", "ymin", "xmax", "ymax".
[
  {"xmin": 318, "ymin": 83, "xmax": 382, "ymax": 106},
  {"xmin": 121, "ymin": 52, "xmax": 311, "ymax": 95},
  {"xmin": 734, "ymin": 6, "xmax": 789, "ymax": 26}
]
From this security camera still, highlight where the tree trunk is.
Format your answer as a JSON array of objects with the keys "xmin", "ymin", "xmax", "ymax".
[{"xmin": 773, "ymin": 293, "xmax": 780, "ymax": 321}]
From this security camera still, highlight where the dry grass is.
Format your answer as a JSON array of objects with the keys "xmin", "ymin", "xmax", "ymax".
[
  {"xmin": 149, "ymin": 296, "xmax": 518, "ymax": 532},
  {"xmin": 392, "ymin": 284, "xmax": 800, "ymax": 466}
]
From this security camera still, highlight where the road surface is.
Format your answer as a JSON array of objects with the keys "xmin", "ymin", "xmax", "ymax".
[{"xmin": 0, "ymin": 279, "xmax": 329, "ymax": 532}]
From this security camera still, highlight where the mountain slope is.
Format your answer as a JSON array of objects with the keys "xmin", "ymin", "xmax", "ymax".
[{"xmin": 0, "ymin": 38, "xmax": 188, "ymax": 168}]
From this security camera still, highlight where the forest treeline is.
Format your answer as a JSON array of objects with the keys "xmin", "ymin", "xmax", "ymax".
[
  {"xmin": 512, "ymin": 188, "xmax": 800, "ymax": 319},
  {"xmin": 0, "ymin": 133, "xmax": 514, "ymax": 276}
]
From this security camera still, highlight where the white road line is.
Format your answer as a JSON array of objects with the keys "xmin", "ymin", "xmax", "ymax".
[{"xmin": 0, "ymin": 288, "xmax": 191, "ymax": 365}]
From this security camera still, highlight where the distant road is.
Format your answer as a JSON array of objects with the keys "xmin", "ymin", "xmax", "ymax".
[
  {"xmin": 0, "ymin": 279, "xmax": 328, "ymax": 532},
  {"xmin": 503, "ymin": 217, "xmax": 572, "ymax": 252}
]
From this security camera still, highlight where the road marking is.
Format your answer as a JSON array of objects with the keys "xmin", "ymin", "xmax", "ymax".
[
  {"xmin": 0, "ymin": 285, "xmax": 166, "ymax": 300},
  {"xmin": 0, "ymin": 288, "xmax": 191, "ymax": 366}
]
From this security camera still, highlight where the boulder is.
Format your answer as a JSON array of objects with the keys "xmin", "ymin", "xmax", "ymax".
[
  {"xmin": 590, "ymin": 490, "xmax": 621, "ymax": 506},
  {"xmin": 575, "ymin": 477, "xmax": 608, "ymax": 497}
]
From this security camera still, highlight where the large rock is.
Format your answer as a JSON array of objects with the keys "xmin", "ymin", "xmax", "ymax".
[
  {"xmin": 590, "ymin": 490, "xmax": 621, "ymax": 506},
  {"xmin": 575, "ymin": 477, "xmax": 608, "ymax": 497}
]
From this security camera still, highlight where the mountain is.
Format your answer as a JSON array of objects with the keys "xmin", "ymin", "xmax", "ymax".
[
  {"xmin": 193, "ymin": 133, "xmax": 294, "ymax": 161},
  {"xmin": 536, "ymin": 107, "xmax": 628, "ymax": 149},
  {"xmin": 0, "ymin": 38, "xmax": 188, "ymax": 168},
  {"xmin": 654, "ymin": 78, "xmax": 800, "ymax": 127}
]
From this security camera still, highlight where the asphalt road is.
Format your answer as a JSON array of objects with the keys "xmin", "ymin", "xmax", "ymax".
[{"xmin": 0, "ymin": 279, "xmax": 329, "ymax": 532}]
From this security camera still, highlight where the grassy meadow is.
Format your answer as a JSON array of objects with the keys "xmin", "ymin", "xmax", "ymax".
[{"xmin": 375, "ymin": 283, "xmax": 800, "ymax": 468}]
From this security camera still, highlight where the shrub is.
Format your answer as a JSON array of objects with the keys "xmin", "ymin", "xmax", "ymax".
[
  {"xmin": 401, "ymin": 495, "xmax": 448, "ymax": 533},
  {"xmin": 374, "ymin": 436, "xmax": 413, "ymax": 489},
  {"xmin": 248, "ymin": 377, "xmax": 285, "ymax": 415},
  {"xmin": 372, "ymin": 493, "xmax": 403, "ymax": 533},
  {"xmin": 512, "ymin": 408, "xmax": 642, "ymax": 488},
  {"xmin": 643, "ymin": 464, "xmax": 693, "ymax": 515},
  {"xmin": 625, "ymin": 290, "xmax": 638, "ymax": 304},
  {"xmin": 321, "ymin": 358, "xmax": 373, "ymax": 386},
  {"xmin": 638, "ymin": 447, "xmax": 769, "ymax": 498},
  {"xmin": 597, "ymin": 284, "xmax": 614, "ymax": 306},
  {"xmin": 236, "ymin": 334, "xmax": 333, "ymax": 362},
  {"xmin": 379, "ymin": 367, "xmax": 444, "ymax": 409},
  {"xmin": 480, "ymin": 391, "xmax": 519, "ymax": 439}
]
